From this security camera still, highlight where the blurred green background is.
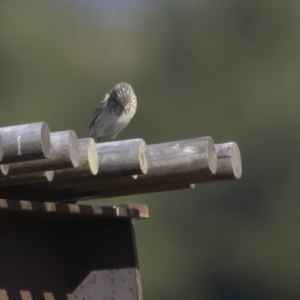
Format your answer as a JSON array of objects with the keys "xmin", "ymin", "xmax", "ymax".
[{"xmin": 1, "ymin": 0, "xmax": 300, "ymax": 298}]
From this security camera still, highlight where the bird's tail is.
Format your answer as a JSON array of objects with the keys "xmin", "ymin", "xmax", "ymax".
[{"xmin": 89, "ymin": 126, "xmax": 99, "ymax": 142}]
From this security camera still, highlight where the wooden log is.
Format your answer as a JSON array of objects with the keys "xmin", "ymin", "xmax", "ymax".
[
  {"xmin": 96, "ymin": 139, "xmax": 148, "ymax": 175},
  {"xmin": 53, "ymin": 138, "xmax": 99, "ymax": 180},
  {"xmin": 69, "ymin": 181, "xmax": 195, "ymax": 200},
  {"xmin": 214, "ymin": 142, "xmax": 242, "ymax": 180},
  {"xmin": 31, "ymin": 138, "xmax": 147, "ymax": 188},
  {"xmin": 0, "ymin": 138, "xmax": 149, "ymax": 200},
  {"xmin": 0, "ymin": 122, "xmax": 51, "ymax": 163},
  {"xmin": 0, "ymin": 165, "xmax": 9, "ymax": 176},
  {"xmin": 0, "ymin": 139, "xmax": 242, "ymax": 202},
  {"xmin": 6, "ymin": 131, "xmax": 80, "ymax": 175},
  {"xmin": 0, "ymin": 134, "xmax": 3, "ymax": 162},
  {"xmin": 54, "ymin": 137, "xmax": 215, "ymax": 200},
  {"xmin": 140, "ymin": 137, "xmax": 217, "ymax": 181},
  {"xmin": 0, "ymin": 137, "xmax": 215, "ymax": 201},
  {"xmin": 0, "ymin": 171, "xmax": 54, "ymax": 187},
  {"xmin": 51, "ymin": 136, "xmax": 215, "ymax": 190}
]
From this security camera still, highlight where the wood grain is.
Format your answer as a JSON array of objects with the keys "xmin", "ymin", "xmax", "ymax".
[
  {"xmin": 0, "ymin": 122, "xmax": 51, "ymax": 163},
  {"xmin": 6, "ymin": 131, "xmax": 80, "ymax": 175}
]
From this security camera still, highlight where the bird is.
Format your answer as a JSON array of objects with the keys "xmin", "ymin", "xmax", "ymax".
[{"xmin": 89, "ymin": 82, "xmax": 137, "ymax": 142}]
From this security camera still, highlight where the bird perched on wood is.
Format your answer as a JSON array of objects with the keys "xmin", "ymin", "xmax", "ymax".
[{"xmin": 89, "ymin": 82, "xmax": 137, "ymax": 141}]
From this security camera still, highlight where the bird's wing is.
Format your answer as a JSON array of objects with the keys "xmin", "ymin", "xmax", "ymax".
[{"xmin": 89, "ymin": 92, "xmax": 110, "ymax": 132}]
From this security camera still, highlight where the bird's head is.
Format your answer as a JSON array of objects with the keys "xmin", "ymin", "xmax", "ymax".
[{"xmin": 113, "ymin": 82, "xmax": 136, "ymax": 108}]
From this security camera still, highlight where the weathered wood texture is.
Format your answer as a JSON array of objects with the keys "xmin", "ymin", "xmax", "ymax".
[
  {"xmin": 53, "ymin": 138, "xmax": 99, "ymax": 180},
  {"xmin": 42, "ymin": 138, "xmax": 147, "ymax": 190},
  {"xmin": 6, "ymin": 131, "xmax": 80, "ymax": 175},
  {"xmin": 70, "ymin": 137, "xmax": 215, "ymax": 198},
  {"xmin": 0, "ymin": 165, "xmax": 9, "ymax": 176},
  {"xmin": 214, "ymin": 142, "xmax": 242, "ymax": 180},
  {"xmin": 0, "ymin": 122, "xmax": 51, "ymax": 163},
  {"xmin": 71, "ymin": 137, "xmax": 215, "ymax": 199},
  {"xmin": 96, "ymin": 139, "xmax": 148, "ymax": 175},
  {"xmin": 0, "ymin": 171, "xmax": 54, "ymax": 187},
  {"xmin": 73, "ymin": 181, "xmax": 196, "ymax": 200},
  {"xmin": 0, "ymin": 135, "xmax": 3, "ymax": 162},
  {"xmin": 0, "ymin": 137, "xmax": 215, "ymax": 201},
  {"xmin": 0, "ymin": 137, "xmax": 242, "ymax": 201}
]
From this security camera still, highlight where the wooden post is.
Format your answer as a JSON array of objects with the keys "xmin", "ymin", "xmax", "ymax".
[
  {"xmin": 6, "ymin": 131, "xmax": 80, "ymax": 175},
  {"xmin": 0, "ymin": 122, "xmax": 51, "ymax": 163},
  {"xmin": 0, "ymin": 138, "xmax": 242, "ymax": 201},
  {"xmin": 68, "ymin": 140, "xmax": 242, "ymax": 198}
]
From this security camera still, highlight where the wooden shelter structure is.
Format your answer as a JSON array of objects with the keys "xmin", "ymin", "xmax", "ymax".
[{"xmin": 0, "ymin": 122, "xmax": 242, "ymax": 299}]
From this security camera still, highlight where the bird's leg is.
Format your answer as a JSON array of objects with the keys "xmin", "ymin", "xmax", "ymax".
[{"xmin": 111, "ymin": 134, "xmax": 117, "ymax": 140}]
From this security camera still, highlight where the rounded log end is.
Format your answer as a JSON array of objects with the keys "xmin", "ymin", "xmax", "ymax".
[
  {"xmin": 0, "ymin": 135, "xmax": 3, "ymax": 162},
  {"xmin": 40, "ymin": 122, "xmax": 52, "ymax": 159},
  {"xmin": 68, "ymin": 131, "xmax": 80, "ymax": 168},
  {"xmin": 207, "ymin": 139, "xmax": 217, "ymax": 174},
  {"xmin": 87, "ymin": 138, "xmax": 99, "ymax": 175},
  {"xmin": 45, "ymin": 170, "xmax": 54, "ymax": 182},
  {"xmin": 231, "ymin": 142, "xmax": 242, "ymax": 179},
  {"xmin": 0, "ymin": 165, "xmax": 9, "ymax": 176},
  {"xmin": 139, "ymin": 139, "xmax": 148, "ymax": 175}
]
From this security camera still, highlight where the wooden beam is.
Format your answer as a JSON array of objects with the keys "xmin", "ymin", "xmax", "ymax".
[
  {"xmin": 0, "ymin": 137, "xmax": 215, "ymax": 201},
  {"xmin": 5, "ymin": 131, "xmax": 80, "ymax": 175},
  {"xmin": 64, "ymin": 141, "xmax": 241, "ymax": 199},
  {"xmin": 96, "ymin": 139, "xmax": 148, "ymax": 175},
  {"xmin": 0, "ymin": 134, "xmax": 3, "ymax": 162},
  {"xmin": 0, "ymin": 138, "xmax": 242, "ymax": 201},
  {"xmin": 0, "ymin": 165, "xmax": 9, "ymax": 176},
  {"xmin": 0, "ymin": 171, "xmax": 54, "ymax": 187},
  {"xmin": 214, "ymin": 142, "xmax": 242, "ymax": 180},
  {"xmin": 0, "ymin": 122, "xmax": 51, "ymax": 163},
  {"xmin": 71, "ymin": 181, "xmax": 195, "ymax": 200},
  {"xmin": 53, "ymin": 138, "xmax": 99, "ymax": 180}
]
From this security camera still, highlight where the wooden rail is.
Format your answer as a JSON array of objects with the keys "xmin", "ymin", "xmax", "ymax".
[{"xmin": 0, "ymin": 128, "xmax": 241, "ymax": 201}]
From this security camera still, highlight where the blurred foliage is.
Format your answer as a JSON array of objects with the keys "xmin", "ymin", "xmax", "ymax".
[{"xmin": 1, "ymin": 0, "xmax": 300, "ymax": 298}]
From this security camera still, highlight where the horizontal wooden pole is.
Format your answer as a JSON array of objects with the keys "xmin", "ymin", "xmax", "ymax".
[
  {"xmin": 214, "ymin": 142, "xmax": 242, "ymax": 180},
  {"xmin": 0, "ymin": 134, "xmax": 3, "ymax": 162},
  {"xmin": 6, "ymin": 131, "xmax": 80, "ymax": 175},
  {"xmin": 0, "ymin": 138, "xmax": 242, "ymax": 201},
  {"xmin": 0, "ymin": 165, "xmax": 9, "ymax": 176},
  {"xmin": 96, "ymin": 139, "xmax": 148, "ymax": 175},
  {"xmin": 35, "ymin": 138, "xmax": 147, "ymax": 188},
  {"xmin": 0, "ymin": 171, "xmax": 54, "ymax": 187},
  {"xmin": 0, "ymin": 122, "xmax": 51, "ymax": 163},
  {"xmin": 63, "ymin": 141, "xmax": 241, "ymax": 199},
  {"xmin": 0, "ymin": 137, "xmax": 216, "ymax": 201},
  {"xmin": 53, "ymin": 138, "xmax": 99, "ymax": 180},
  {"xmin": 55, "ymin": 137, "xmax": 216, "ymax": 200},
  {"xmin": 70, "ymin": 181, "xmax": 195, "ymax": 200}
]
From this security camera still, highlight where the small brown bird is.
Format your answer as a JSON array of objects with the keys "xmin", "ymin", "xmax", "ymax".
[{"xmin": 89, "ymin": 83, "xmax": 137, "ymax": 141}]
